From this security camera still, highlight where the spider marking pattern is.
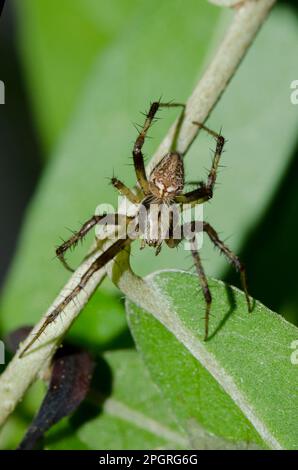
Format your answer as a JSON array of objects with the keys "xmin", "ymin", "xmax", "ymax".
[{"xmin": 20, "ymin": 101, "xmax": 252, "ymax": 357}]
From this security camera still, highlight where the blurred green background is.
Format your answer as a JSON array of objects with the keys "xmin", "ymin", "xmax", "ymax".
[{"xmin": 0, "ymin": 0, "xmax": 297, "ymax": 449}]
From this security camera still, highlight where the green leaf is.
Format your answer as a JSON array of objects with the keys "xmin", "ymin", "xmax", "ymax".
[
  {"xmin": 126, "ymin": 270, "xmax": 298, "ymax": 450},
  {"xmin": 47, "ymin": 349, "xmax": 259, "ymax": 450},
  {"xmin": 45, "ymin": 350, "xmax": 189, "ymax": 450},
  {"xmin": 14, "ymin": 0, "xmax": 140, "ymax": 151}
]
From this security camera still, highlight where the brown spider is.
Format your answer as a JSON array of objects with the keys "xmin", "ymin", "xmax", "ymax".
[{"xmin": 20, "ymin": 101, "xmax": 251, "ymax": 358}]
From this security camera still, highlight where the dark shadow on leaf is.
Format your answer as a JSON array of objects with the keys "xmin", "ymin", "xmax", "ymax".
[
  {"xmin": 208, "ymin": 284, "xmax": 236, "ymax": 340},
  {"xmin": 100, "ymin": 326, "xmax": 134, "ymax": 351},
  {"xmin": 70, "ymin": 324, "xmax": 134, "ymax": 356}
]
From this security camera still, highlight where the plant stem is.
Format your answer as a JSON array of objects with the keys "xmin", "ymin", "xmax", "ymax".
[{"xmin": 147, "ymin": 0, "xmax": 277, "ymax": 174}]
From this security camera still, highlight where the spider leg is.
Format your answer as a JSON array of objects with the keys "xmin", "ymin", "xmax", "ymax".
[
  {"xmin": 133, "ymin": 101, "xmax": 185, "ymax": 193},
  {"xmin": 174, "ymin": 124, "xmax": 225, "ymax": 205},
  {"xmin": 190, "ymin": 238, "xmax": 212, "ymax": 341},
  {"xmin": 165, "ymin": 223, "xmax": 211, "ymax": 340},
  {"xmin": 133, "ymin": 102, "xmax": 158, "ymax": 194},
  {"xmin": 56, "ymin": 215, "xmax": 104, "ymax": 272},
  {"xmin": 56, "ymin": 213, "xmax": 128, "ymax": 272},
  {"xmin": 20, "ymin": 236, "xmax": 132, "ymax": 358},
  {"xmin": 158, "ymin": 102, "xmax": 185, "ymax": 153},
  {"xmin": 193, "ymin": 122, "xmax": 225, "ymax": 194},
  {"xmin": 174, "ymin": 184, "xmax": 211, "ymax": 204},
  {"xmin": 111, "ymin": 177, "xmax": 140, "ymax": 204},
  {"xmin": 203, "ymin": 221, "xmax": 252, "ymax": 312},
  {"xmin": 166, "ymin": 217, "xmax": 251, "ymax": 339}
]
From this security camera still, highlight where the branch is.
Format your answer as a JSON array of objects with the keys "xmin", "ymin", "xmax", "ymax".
[
  {"xmin": 0, "ymin": 252, "xmax": 106, "ymax": 426},
  {"xmin": 0, "ymin": 0, "xmax": 276, "ymax": 427},
  {"xmin": 147, "ymin": 0, "xmax": 276, "ymax": 173}
]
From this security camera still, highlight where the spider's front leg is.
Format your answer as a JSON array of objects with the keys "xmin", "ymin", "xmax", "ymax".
[
  {"xmin": 133, "ymin": 101, "xmax": 185, "ymax": 194},
  {"xmin": 193, "ymin": 122, "xmax": 225, "ymax": 196},
  {"xmin": 174, "ymin": 124, "xmax": 225, "ymax": 205},
  {"xmin": 56, "ymin": 213, "xmax": 127, "ymax": 272}
]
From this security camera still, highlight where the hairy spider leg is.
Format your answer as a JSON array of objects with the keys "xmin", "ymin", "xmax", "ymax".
[
  {"xmin": 20, "ymin": 236, "xmax": 132, "ymax": 358},
  {"xmin": 56, "ymin": 101, "xmax": 186, "ymax": 273},
  {"xmin": 175, "ymin": 123, "xmax": 225, "ymax": 205},
  {"xmin": 111, "ymin": 178, "xmax": 140, "ymax": 204},
  {"xmin": 158, "ymin": 102, "xmax": 185, "ymax": 153},
  {"xmin": 56, "ymin": 215, "xmax": 104, "ymax": 272},
  {"xmin": 56, "ymin": 214, "xmax": 129, "ymax": 272},
  {"xmin": 203, "ymin": 221, "xmax": 252, "ymax": 314},
  {"xmin": 190, "ymin": 238, "xmax": 212, "ymax": 341},
  {"xmin": 133, "ymin": 101, "xmax": 185, "ymax": 194},
  {"xmin": 166, "ymin": 219, "xmax": 251, "ymax": 340},
  {"xmin": 165, "ymin": 222, "xmax": 211, "ymax": 340}
]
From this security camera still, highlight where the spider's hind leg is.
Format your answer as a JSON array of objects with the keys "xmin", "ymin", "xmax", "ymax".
[
  {"xmin": 203, "ymin": 221, "xmax": 252, "ymax": 312},
  {"xmin": 165, "ymin": 226, "xmax": 212, "ymax": 341},
  {"xmin": 190, "ymin": 237, "xmax": 212, "ymax": 341}
]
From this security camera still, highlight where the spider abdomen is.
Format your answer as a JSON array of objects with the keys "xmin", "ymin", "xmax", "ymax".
[{"xmin": 138, "ymin": 202, "xmax": 176, "ymax": 253}]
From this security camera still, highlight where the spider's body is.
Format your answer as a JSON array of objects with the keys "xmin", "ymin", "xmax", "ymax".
[
  {"xmin": 20, "ymin": 100, "xmax": 252, "ymax": 358},
  {"xmin": 148, "ymin": 152, "xmax": 184, "ymax": 201},
  {"xmin": 138, "ymin": 151, "xmax": 184, "ymax": 252}
]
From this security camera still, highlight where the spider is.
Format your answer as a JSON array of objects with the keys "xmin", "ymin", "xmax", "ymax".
[{"xmin": 20, "ymin": 101, "xmax": 252, "ymax": 358}]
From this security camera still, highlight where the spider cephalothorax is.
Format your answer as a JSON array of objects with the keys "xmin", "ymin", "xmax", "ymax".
[
  {"xmin": 20, "ymin": 100, "xmax": 251, "ymax": 358},
  {"xmin": 148, "ymin": 152, "xmax": 184, "ymax": 201}
]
